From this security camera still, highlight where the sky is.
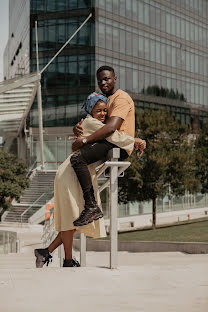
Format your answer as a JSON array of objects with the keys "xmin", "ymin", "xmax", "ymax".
[{"xmin": 0, "ymin": 1, "xmax": 9, "ymax": 82}]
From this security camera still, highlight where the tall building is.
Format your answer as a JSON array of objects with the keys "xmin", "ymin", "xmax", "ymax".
[{"xmin": 3, "ymin": 0, "xmax": 208, "ymax": 167}]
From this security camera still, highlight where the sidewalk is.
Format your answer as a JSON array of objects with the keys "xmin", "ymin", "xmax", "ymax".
[{"xmin": 0, "ymin": 224, "xmax": 208, "ymax": 312}]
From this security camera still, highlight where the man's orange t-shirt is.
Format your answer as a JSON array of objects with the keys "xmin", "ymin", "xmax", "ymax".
[{"xmin": 107, "ymin": 89, "xmax": 135, "ymax": 138}]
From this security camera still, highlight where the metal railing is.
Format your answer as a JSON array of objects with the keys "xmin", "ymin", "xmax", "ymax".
[
  {"xmin": 0, "ymin": 230, "xmax": 18, "ymax": 254},
  {"xmin": 20, "ymin": 186, "xmax": 54, "ymax": 224},
  {"xmin": 80, "ymin": 148, "xmax": 130, "ymax": 269}
]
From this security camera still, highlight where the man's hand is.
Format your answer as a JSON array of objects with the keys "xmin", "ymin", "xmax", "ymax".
[
  {"xmin": 134, "ymin": 138, "xmax": 146, "ymax": 158},
  {"xmin": 73, "ymin": 119, "xmax": 84, "ymax": 137},
  {"xmin": 72, "ymin": 137, "xmax": 84, "ymax": 152}
]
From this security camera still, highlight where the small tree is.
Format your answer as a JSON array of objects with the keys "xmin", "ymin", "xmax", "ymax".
[
  {"xmin": 0, "ymin": 150, "xmax": 29, "ymax": 219},
  {"xmin": 119, "ymin": 110, "xmax": 200, "ymax": 229},
  {"xmin": 195, "ymin": 120, "xmax": 208, "ymax": 194}
]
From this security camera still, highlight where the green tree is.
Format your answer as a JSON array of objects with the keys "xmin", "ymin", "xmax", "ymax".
[
  {"xmin": 195, "ymin": 120, "xmax": 208, "ymax": 193},
  {"xmin": 119, "ymin": 110, "xmax": 200, "ymax": 229},
  {"xmin": 0, "ymin": 150, "xmax": 29, "ymax": 218}
]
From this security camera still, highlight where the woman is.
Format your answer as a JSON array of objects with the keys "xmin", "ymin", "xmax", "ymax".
[{"xmin": 34, "ymin": 92, "xmax": 139, "ymax": 268}]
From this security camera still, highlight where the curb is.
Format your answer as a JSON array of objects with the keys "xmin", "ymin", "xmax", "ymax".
[{"xmin": 73, "ymin": 239, "xmax": 208, "ymax": 254}]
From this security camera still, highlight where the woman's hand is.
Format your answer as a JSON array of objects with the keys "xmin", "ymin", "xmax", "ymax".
[
  {"xmin": 134, "ymin": 138, "xmax": 146, "ymax": 158},
  {"xmin": 72, "ymin": 137, "xmax": 84, "ymax": 152},
  {"xmin": 73, "ymin": 119, "xmax": 84, "ymax": 137}
]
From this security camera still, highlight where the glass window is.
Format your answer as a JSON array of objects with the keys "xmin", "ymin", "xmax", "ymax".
[
  {"xmin": 190, "ymin": 54, "xmax": 195, "ymax": 73},
  {"xmin": 119, "ymin": 67, "xmax": 125, "ymax": 90},
  {"xmin": 181, "ymin": 19, "xmax": 185, "ymax": 39},
  {"xmin": 171, "ymin": 15, "xmax": 175, "ymax": 36},
  {"xmin": 166, "ymin": 45, "xmax": 171, "ymax": 65},
  {"xmin": 190, "ymin": 23, "xmax": 195, "ymax": 42},
  {"xmin": 144, "ymin": 4, "xmax": 150, "ymax": 25},
  {"xmin": 150, "ymin": 6, "xmax": 156, "ymax": 28},
  {"xmin": 138, "ymin": 2, "xmax": 144, "ymax": 24},
  {"xmin": 120, "ymin": 29, "xmax": 126, "ymax": 54},
  {"xmin": 144, "ymin": 72, "xmax": 150, "ymax": 89},
  {"xmin": 106, "ymin": 25, "xmax": 112, "ymax": 50},
  {"xmin": 68, "ymin": 0, "xmax": 77, "ymax": 9},
  {"xmin": 132, "ymin": 70, "xmax": 138, "ymax": 91},
  {"xmin": 106, "ymin": 0, "xmax": 112, "ymax": 12},
  {"xmin": 195, "ymin": 85, "xmax": 199, "ymax": 104},
  {"xmin": 181, "ymin": 50, "xmax": 186, "ymax": 70},
  {"xmin": 67, "ymin": 21, "xmax": 77, "ymax": 45},
  {"xmin": 120, "ymin": 0, "xmax": 126, "ymax": 17},
  {"xmin": 98, "ymin": 23, "xmax": 105, "ymax": 48},
  {"xmin": 126, "ymin": 0, "xmax": 132, "ymax": 19},
  {"xmin": 126, "ymin": 68, "xmax": 133, "ymax": 91},
  {"xmin": 57, "ymin": 0, "xmax": 67, "ymax": 11},
  {"xmin": 172, "ymin": 47, "xmax": 176, "ymax": 67},
  {"xmin": 156, "ymin": 41, "xmax": 160, "ymax": 63},
  {"xmin": 138, "ymin": 37, "xmax": 144, "ymax": 58},
  {"xmin": 58, "ymin": 24, "xmax": 65, "ymax": 44},
  {"xmin": 132, "ymin": 0, "xmax": 138, "ymax": 21},
  {"xmin": 161, "ymin": 10, "xmax": 166, "ymax": 32},
  {"xmin": 126, "ymin": 32, "xmax": 132, "ymax": 55},
  {"xmin": 150, "ymin": 40, "xmax": 155, "ymax": 62},
  {"xmin": 112, "ymin": 0, "xmax": 119, "ymax": 14},
  {"xmin": 167, "ymin": 78, "xmax": 171, "ymax": 89},
  {"xmin": 199, "ymin": 56, "xmax": 204, "ymax": 76},
  {"xmin": 186, "ymin": 51, "xmax": 190, "ymax": 71},
  {"xmin": 161, "ymin": 44, "xmax": 166, "ymax": 65},
  {"xmin": 133, "ymin": 34, "xmax": 138, "ymax": 57},
  {"xmin": 138, "ymin": 70, "xmax": 144, "ymax": 92},
  {"xmin": 176, "ymin": 17, "xmax": 180, "ymax": 37},
  {"xmin": 198, "ymin": 26, "xmax": 203, "ymax": 45},
  {"xmin": 202, "ymin": 28, "xmax": 206, "ymax": 47},
  {"xmin": 48, "ymin": 25, "xmax": 56, "ymax": 43},
  {"xmin": 166, "ymin": 14, "xmax": 171, "ymax": 34},
  {"xmin": 199, "ymin": 86, "xmax": 203, "ymax": 105},
  {"xmin": 190, "ymin": 83, "xmax": 195, "ymax": 103},
  {"xmin": 113, "ymin": 28, "xmax": 119, "ymax": 52},
  {"xmin": 46, "ymin": 0, "xmax": 56, "ymax": 11},
  {"xmin": 186, "ymin": 21, "xmax": 190, "ymax": 40},
  {"xmin": 195, "ymin": 24, "xmax": 199, "ymax": 43},
  {"xmin": 155, "ymin": 8, "xmax": 161, "ymax": 30},
  {"xmin": 144, "ymin": 38, "xmax": 150, "ymax": 60},
  {"xmin": 67, "ymin": 61, "xmax": 77, "ymax": 74},
  {"xmin": 98, "ymin": 0, "xmax": 105, "ymax": 9},
  {"xmin": 195, "ymin": 55, "xmax": 199, "ymax": 73},
  {"xmin": 79, "ymin": 23, "xmax": 90, "ymax": 45}
]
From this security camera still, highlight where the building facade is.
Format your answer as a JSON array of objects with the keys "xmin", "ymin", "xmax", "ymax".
[{"xmin": 3, "ymin": 0, "xmax": 208, "ymax": 167}]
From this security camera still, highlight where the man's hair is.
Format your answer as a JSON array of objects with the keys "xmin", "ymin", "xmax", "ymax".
[{"xmin": 96, "ymin": 65, "xmax": 115, "ymax": 76}]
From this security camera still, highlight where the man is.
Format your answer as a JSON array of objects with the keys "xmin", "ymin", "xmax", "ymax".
[{"xmin": 70, "ymin": 65, "xmax": 146, "ymax": 226}]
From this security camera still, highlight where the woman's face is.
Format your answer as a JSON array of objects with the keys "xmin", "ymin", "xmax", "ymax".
[{"xmin": 91, "ymin": 100, "xmax": 108, "ymax": 123}]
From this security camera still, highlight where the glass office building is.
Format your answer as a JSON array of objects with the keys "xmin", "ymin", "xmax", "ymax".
[
  {"xmin": 95, "ymin": 0, "xmax": 208, "ymax": 127},
  {"xmin": 3, "ymin": 0, "xmax": 208, "ymax": 165}
]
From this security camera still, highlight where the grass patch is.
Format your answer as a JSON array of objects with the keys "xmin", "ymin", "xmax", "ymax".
[{"xmin": 104, "ymin": 218, "xmax": 208, "ymax": 242}]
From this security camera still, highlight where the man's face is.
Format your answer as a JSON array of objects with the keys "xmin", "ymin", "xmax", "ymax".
[{"xmin": 97, "ymin": 70, "xmax": 117, "ymax": 96}]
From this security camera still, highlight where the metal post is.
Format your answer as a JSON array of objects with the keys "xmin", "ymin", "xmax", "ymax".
[
  {"xmin": 58, "ymin": 245, "xmax": 64, "ymax": 267},
  {"xmin": 35, "ymin": 21, "xmax": 44, "ymax": 169},
  {"xmin": 3, "ymin": 231, "xmax": 6, "ymax": 254},
  {"xmin": 80, "ymin": 233, "xmax": 86, "ymax": 267},
  {"xmin": 109, "ymin": 149, "xmax": 120, "ymax": 269},
  {"xmin": 7, "ymin": 232, "xmax": 10, "ymax": 253}
]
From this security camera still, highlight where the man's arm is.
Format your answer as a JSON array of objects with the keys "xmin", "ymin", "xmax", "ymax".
[{"xmin": 72, "ymin": 116, "xmax": 122, "ymax": 151}]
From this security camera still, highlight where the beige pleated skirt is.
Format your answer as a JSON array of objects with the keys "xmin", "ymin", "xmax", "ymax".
[{"xmin": 54, "ymin": 153, "xmax": 106, "ymax": 238}]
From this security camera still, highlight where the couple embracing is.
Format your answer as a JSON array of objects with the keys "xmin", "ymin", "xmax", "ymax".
[{"xmin": 35, "ymin": 65, "xmax": 146, "ymax": 267}]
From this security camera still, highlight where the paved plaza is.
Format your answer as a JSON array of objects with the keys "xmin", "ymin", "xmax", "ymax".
[{"xmin": 0, "ymin": 224, "xmax": 208, "ymax": 312}]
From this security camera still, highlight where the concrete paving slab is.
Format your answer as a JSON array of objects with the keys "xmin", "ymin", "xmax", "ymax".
[{"xmin": 0, "ymin": 223, "xmax": 208, "ymax": 312}]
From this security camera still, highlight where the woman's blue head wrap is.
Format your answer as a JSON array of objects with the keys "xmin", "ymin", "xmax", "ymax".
[{"xmin": 82, "ymin": 92, "xmax": 108, "ymax": 114}]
